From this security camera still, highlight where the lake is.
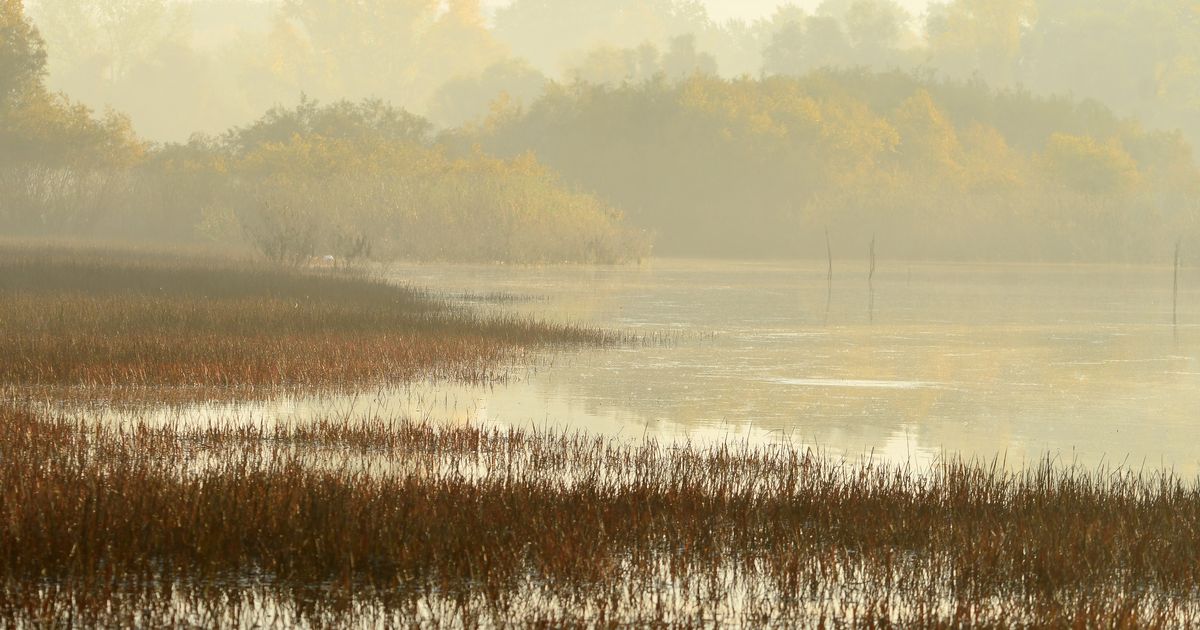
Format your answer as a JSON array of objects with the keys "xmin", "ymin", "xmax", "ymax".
[{"xmin": 117, "ymin": 259, "xmax": 1200, "ymax": 473}]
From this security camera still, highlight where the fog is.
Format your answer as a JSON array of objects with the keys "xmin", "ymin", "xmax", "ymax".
[
  {"xmin": 22, "ymin": 0, "xmax": 1196, "ymax": 143},
  {"xmin": 2, "ymin": 0, "xmax": 1199, "ymax": 263},
  {"xmin": 8, "ymin": 3, "xmax": 1200, "ymax": 621}
]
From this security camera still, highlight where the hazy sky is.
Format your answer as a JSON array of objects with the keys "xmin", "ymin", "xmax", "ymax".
[{"xmin": 481, "ymin": 0, "xmax": 935, "ymax": 22}]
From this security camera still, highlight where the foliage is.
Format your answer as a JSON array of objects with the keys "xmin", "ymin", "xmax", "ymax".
[
  {"xmin": 0, "ymin": 0, "xmax": 146, "ymax": 237},
  {"xmin": 228, "ymin": 96, "xmax": 432, "ymax": 155},
  {"xmin": 1041, "ymin": 133, "xmax": 1143, "ymax": 196},
  {"xmin": 0, "ymin": 0, "xmax": 143, "ymax": 166},
  {"xmin": 459, "ymin": 70, "xmax": 1200, "ymax": 260},
  {"xmin": 12, "ymin": 0, "xmax": 1200, "ymax": 156},
  {"xmin": 221, "ymin": 117, "xmax": 648, "ymax": 263},
  {"xmin": 0, "ymin": 85, "xmax": 649, "ymax": 263},
  {"xmin": 0, "ymin": 0, "xmax": 46, "ymax": 112},
  {"xmin": 7, "ymin": 0, "xmax": 1200, "ymax": 263},
  {"xmin": 427, "ymin": 59, "xmax": 548, "ymax": 128}
]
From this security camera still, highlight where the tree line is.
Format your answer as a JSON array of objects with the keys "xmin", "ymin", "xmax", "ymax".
[
  {"xmin": 3, "ymin": 0, "xmax": 1199, "ymax": 262},
  {"xmin": 21, "ymin": 0, "xmax": 1200, "ymax": 151},
  {"xmin": 456, "ymin": 70, "xmax": 1199, "ymax": 260},
  {"xmin": 0, "ymin": 1, "xmax": 649, "ymax": 263}
]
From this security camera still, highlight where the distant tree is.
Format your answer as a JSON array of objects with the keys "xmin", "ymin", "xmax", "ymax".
[
  {"xmin": 276, "ymin": 0, "xmax": 503, "ymax": 110},
  {"xmin": 567, "ymin": 45, "xmax": 654, "ymax": 86},
  {"xmin": 467, "ymin": 69, "xmax": 1199, "ymax": 260},
  {"xmin": 925, "ymin": 0, "xmax": 1036, "ymax": 86},
  {"xmin": 1041, "ymin": 133, "xmax": 1142, "ymax": 196},
  {"xmin": 419, "ymin": 0, "xmax": 507, "ymax": 86},
  {"xmin": 0, "ymin": 0, "xmax": 142, "ymax": 168},
  {"xmin": 30, "ymin": 0, "xmax": 186, "ymax": 86},
  {"xmin": 661, "ymin": 35, "xmax": 717, "ymax": 80},
  {"xmin": 428, "ymin": 59, "xmax": 548, "ymax": 128},
  {"xmin": 752, "ymin": 2, "xmax": 809, "ymax": 42},
  {"xmin": 1021, "ymin": 0, "xmax": 1192, "ymax": 118},
  {"xmin": 762, "ymin": 21, "xmax": 806, "ymax": 76},
  {"xmin": 840, "ymin": 0, "xmax": 912, "ymax": 66},
  {"xmin": 563, "ymin": 35, "xmax": 717, "ymax": 87},
  {"xmin": 807, "ymin": 15, "xmax": 854, "ymax": 69},
  {"xmin": 23, "ymin": 0, "xmax": 241, "ymax": 140},
  {"xmin": 228, "ymin": 97, "xmax": 431, "ymax": 155},
  {"xmin": 892, "ymin": 88, "xmax": 963, "ymax": 178},
  {"xmin": 0, "ymin": 0, "xmax": 46, "ymax": 111},
  {"xmin": 494, "ymin": 0, "xmax": 711, "ymax": 73},
  {"xmin": 763, "ymin": 15, "xmax": 851, "ymax": 76}
]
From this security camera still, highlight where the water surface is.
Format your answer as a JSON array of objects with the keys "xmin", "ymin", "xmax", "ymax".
[{"xmin": 109, "ymin": 259, "xmax": 1200, "ymax": 472}]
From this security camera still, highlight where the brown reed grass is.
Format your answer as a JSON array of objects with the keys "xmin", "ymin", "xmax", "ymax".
[
  {"xmin": 0, "ymin": 243, "xmax": 616, "ymax": 396},
  {"xmin": 3, "ymin": 405, "xmax": 1200, "ymax": 627}
]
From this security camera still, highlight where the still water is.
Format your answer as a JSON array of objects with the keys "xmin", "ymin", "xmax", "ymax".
[{"xmin": 145, "ymin": 260, "xmax": 1200, "ymax": 472}]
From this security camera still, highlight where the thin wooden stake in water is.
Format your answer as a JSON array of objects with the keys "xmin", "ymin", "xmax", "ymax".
[
  {"xmin": 824, "ymin": 228, "xmax": 833, "ymax": 323},
  {"xmin": 1174, "ymin": 238, "xmax": 1181, "ymax": 337},
  {"xmin": 868, "ymin": 234, "xmax": 876, "ymax": 323}
]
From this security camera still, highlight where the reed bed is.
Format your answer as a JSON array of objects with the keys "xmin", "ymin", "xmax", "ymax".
[
  {"xmin": 4, "ymin": 405, "xmax": 1200, "ymax": 628},
  {"xmin": 0, "ymin": 244, "xmax": 618, "ymax": 396}
]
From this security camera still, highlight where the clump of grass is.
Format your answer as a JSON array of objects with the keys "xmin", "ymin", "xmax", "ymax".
[
  {"xmin": 0, "ymin": 243, "xmax": 619, "ymax": 396},
  {"xmin": 4, "ymin": 405, "xmax": 1200, "ymax": 627}
]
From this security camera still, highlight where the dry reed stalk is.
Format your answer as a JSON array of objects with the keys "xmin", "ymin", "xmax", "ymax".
[
  {"xmin": 0, "ymin": 244, "xmax": 619, "ymax": 395},
  {"xmin": 4, "ymin": 405, "xmax": 1200, "ymax": 627}
]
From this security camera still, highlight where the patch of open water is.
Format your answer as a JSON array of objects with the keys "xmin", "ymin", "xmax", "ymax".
[{"xmin": 87, "ymin": 259, "xmax": 1200, "ymax": 474}]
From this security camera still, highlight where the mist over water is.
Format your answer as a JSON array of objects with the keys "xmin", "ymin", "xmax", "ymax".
[
  {"xmin": 92, "ymin": 259, "xmax": 1200, "ymax": 475},
  {"xmin": 6, "ymin": 0, "xmax": 1200, "ymax": 472},
  {"xmin": 8, "ymin": 1, "xmax": 1200, "ymax": 623}
]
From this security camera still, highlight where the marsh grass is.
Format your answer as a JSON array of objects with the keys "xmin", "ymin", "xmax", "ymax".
[
  {"xmin": 6, "ymin": 242, "xmax": 1199, "ymax": 627},
  {"xmin": 4, "ymin": 405, "xmax": 1200, "ymax": 627},
  {"xmin": 0, "ymin": 243, "xmax": 619, "ymax": 396}
]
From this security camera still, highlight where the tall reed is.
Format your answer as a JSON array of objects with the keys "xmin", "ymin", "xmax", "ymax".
[
  {"xmin": 0, "ymin": 243, "xmax": 618, "ymax": 396},
  {"xmin": 3, "ymin": 405, "xmax": 1199, "ymax": 627}
]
